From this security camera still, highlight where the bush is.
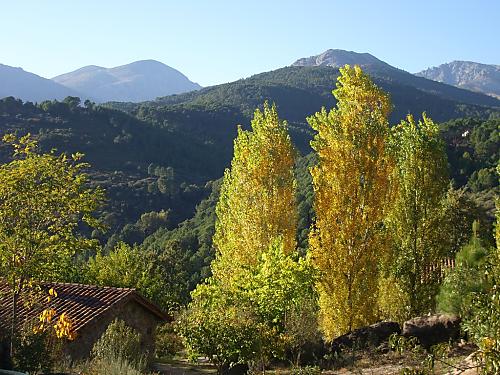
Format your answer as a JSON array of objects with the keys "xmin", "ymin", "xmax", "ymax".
[
  {"xmin": 437, "ymin": 228, "xmax": 489, "ymax": 318},
  {"xmin": 91, "ymin": 319, "xmax": 145, "ymax": 370},
  {"xmin": 11, "ymin": 319, "xmax": 64, "ymax": 374},
  {"xmin": 83, "ymin": 356, "xmax": 158, "ymax": 375},
  {"xmin": 155, "ymin": 322, "xmax": 183, "ymax": 358},
  {"xmin": 12, "ymin": 328, "xmax": 52, "ymax": 374},
  {"xmin": 463, "ymin": 250, "xmax": 500, "ymax": 374}
]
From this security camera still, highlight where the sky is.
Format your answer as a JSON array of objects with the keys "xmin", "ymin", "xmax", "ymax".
[{"xmin": 1, "ymin": 0, "xmax": 499, "ymax": 87}]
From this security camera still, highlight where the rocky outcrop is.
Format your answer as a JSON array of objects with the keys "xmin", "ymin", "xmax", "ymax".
[
  {"xmin": 417, "ymin": 61, "xmax": 500, "ymax": 99},
  {"xmin": 292, "ymin": 49, "xmax": 388, "ymax": 69},
  {"xmin": 402, "ymin": 314, "xmax": 461, "ymax": 349},
  {"xmin": 329, "ymin": 321, "xmax": 401, "ymax": 353}
]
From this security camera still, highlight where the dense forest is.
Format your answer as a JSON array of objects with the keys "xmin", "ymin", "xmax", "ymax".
[{"xmin": 0, "ymin": 63, "xmax": 499, "ymax": 374}]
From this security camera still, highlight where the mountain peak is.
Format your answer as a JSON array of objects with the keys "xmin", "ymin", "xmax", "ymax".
[
  {"xmin": 417, "ymin": 61, "xmax": 500, "ymax": 99},
  {"xmin": 292, "ymin": 49, "xmax": 387, "ymax": 68},
  {"xmin": 52, "ymin": 60, "xmax": 201, "ymax": 102}
]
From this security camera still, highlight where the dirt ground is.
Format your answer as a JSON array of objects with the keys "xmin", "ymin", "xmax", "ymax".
[{"xmin": 154, "ymin": 343, "xmax": 480, "ymax": 375}]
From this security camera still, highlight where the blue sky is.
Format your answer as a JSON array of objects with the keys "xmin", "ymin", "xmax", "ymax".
[{"xmin": 1, "ymin": 0, "xmax": 498, "ymax": 86}]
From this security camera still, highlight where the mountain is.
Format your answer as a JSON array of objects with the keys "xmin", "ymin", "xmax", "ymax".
[
  {"xmin": 0, "ymin": 63, "xmax": 81, "ymax": 102},
  {"xmin": 417, "ymin": 61, "xmax": 500, "ymax": 99},
  {"xmin": 52, "ymin": 60, "xmax": 201, "ymax": 102},
  {"xmin": 293, "ymin": 49, "xmax": 390, "ymax": 70},
  {"xmin": 108, "ymin": 52, "xmax": 500, "ymax": 149},
  {"xmin": 291, "ymin": 49, "xmax": 500, "ymax": 108}
]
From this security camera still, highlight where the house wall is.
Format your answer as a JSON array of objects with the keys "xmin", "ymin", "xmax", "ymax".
[{"xmin": 64, "ymin": 299, "xmax": 162, "ymax": 362}]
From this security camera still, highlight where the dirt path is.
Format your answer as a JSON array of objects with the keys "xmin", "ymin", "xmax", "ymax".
[{"xmin": 153, "ymin": 358, "xmax": 217, "ymax": 375}]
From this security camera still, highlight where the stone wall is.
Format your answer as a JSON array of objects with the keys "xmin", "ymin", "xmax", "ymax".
[{"xmin": 64, "ymin": 298, "xmax": 163, "ymax": 361}]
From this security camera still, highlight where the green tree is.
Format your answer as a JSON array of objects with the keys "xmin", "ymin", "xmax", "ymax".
[
  {"xmin": 179, "ymin": 104, "xmax": 313, "ymax": 372},
  {"xmin": 385, "ymin": 114, "xmax": 449, "ymax": 317},
  {"xmin": 0, "ymin": 134, "xmax": 104, "ymax": 356},
  {"xmin": 308, "ymin": 65, "xmax": 393, "ymax": 339},
  {"xmin": 86, "ymin": 241, "xmax": 189, "ymax": 311},
  {"xmin": 463, "ymin": 163, "xmax": 500, "ymax": 373},
  {"xmin": 178, "ymin": 239, "xmax": 317, "ymax": 373},
  {"xmin": 437, "ymin": 222, "xmax": 489, "ymax": 318}
]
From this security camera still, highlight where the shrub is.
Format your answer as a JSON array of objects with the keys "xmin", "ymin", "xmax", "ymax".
[
  {"xmin": 155, "ymin": 322, "xmax": 183, "ymax": 358},
  {"xmin": 11, "ymin": 318, "xmax": 65, "ymax": 374},
  {"xmin": 463, "ymin": 251, "xmax": 500, "ymax": 374},
  {"xmin": 91, "ymin": 319, "xmax": 145, "ymax": 370},
  {"xmin": 12, "ymin": 328, "xmax": 52, "ymax": 374},
  {"xmin": 83, "ymin": 356, "xmax": 159, "ymax": 375},
  {"xmin": 437, "ymin": 227, "xmax": 489, "ymax": 318}
]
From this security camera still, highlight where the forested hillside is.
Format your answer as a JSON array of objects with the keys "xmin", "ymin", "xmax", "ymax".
[
  {"xmin": 0, "ymin": 62, "xmax": 498, "ymax": 258},
  {"xmin": 0, "ymin": 96, "xmax": 228, "ymax": 241}
]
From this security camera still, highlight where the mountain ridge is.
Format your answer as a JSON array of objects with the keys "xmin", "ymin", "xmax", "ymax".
[
  {"xmin": 417, "ymin": 60, "xmax": 500, "ymax": 99},
  {"xmin": 0, "ymin": 63, "xmax": 83, "ymax": 102},
  {"xmin": 52, "ymin": 60, "xmax": 201, "ymax": 102}
]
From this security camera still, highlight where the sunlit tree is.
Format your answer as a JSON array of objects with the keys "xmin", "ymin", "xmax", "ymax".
[{"xmin": 308, "ymin": 65, "xmax": 393, "ymax": 339}]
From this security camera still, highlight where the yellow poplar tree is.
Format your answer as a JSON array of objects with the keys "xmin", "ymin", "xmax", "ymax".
[
  {"xmin": 308, "ymin": 65, "xmax": 393, "ymax": 339},
  {"xmin": 384, "ymin": 114, "xmax": 449, "ymax": 318},
  {"xmin": 213, "ymin": 102, "xmax": 297, "ymax": 277}
]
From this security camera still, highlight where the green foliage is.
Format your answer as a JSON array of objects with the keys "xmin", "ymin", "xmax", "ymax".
[
  {"xmin": 178, "ymin": 239, "xmax": 317, "ymax": 372},
  {"xmin": 437, "ymin": 226, "xmax": 489, "ymax": 318},
  {"xmin": 463, "ymin": 251, "xmax": 500, "ymax": 373},
  {"xmin": 92, "ymin": 319, "xmax": 145, "ymax": 370},
  {"xmin": 85, "ymin": 241, "xmax": 188, "ymax": 311},
  {"xmin": 385, "ymin": 114, "xmax": 450, "ymax": 318},
  {"xmin": 440, "ymin": 117, "xmax": 499, "ymax": 189},
  {"xmin": 154, "ymin": 323, "xmax": 184, "ymax": 359},
  {"xmin": 177, "ymin": 282, "xmax": 260, "ymax": 373},
  {"xmin": 0, "ymin": 134, "xmax": 104, "ymax": 285},
  {"xmin": 12, "ymin": 326, "xmax": 55, "ymax": 374}
]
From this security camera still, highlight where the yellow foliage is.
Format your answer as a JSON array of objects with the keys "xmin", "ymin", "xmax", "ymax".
[
  {"xmin": 213, "ymin": 102, "xmax": 297, "ymax": 279},
  {"xmin": 33, "ymin": 289, "xmax": 76, "ymax": 341},
  {"xmin": 308, "ymin": 65, "xmax": 393, "ymax": 339},
  {"xmin": 377, "ymin": 276, "xmax": 409, "ymax": 324},
  {"xmin": 54, "ymin": 312, "xmax": 76, "ymax": 340}
]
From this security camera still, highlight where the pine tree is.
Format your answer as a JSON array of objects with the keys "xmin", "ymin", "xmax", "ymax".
[
  {"xmin": 213, "ymin": 102, "xmax": 297, "ymax": 277},
  {"xmin": 308, "ymin": 65, "xmax": 393, "ymax": 339}
]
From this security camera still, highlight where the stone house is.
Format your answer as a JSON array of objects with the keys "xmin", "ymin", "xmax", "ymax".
[{"xmin": 0, "ymin": 282, "xmax": 169, "ymax": 361}]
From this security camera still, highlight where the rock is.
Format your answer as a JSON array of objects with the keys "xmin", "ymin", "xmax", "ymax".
[
  {"xmin": 402, "ymin": 314, "xmax": 461, "ymax": 349},
  {"xmin": 330, "ymin": 321, "xmax": 401, "ymax": 353}
]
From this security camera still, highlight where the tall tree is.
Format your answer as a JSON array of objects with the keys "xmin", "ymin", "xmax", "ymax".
[
  {"xmin": 0, "ymin": 134, "xmax": 104, "ymax": 355},
  {"xmin": 179, "ymin": 104, "xmax": 307, "ymax": 372},
  {"xmin": 308, "ymin": 65, "xmax": 393, "ymax": 339},
  {"xmin": 385, "ymin": 114, "xmax": 449, "ymax": 317},
  {"xmin": 213, "ymin": 102, "xmax": 297, "ymax": 276}
]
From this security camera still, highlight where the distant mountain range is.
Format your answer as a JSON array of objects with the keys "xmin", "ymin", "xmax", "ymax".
[
  {"xmin": 124, "ymin": 49, "xmax": 500, "ymax": 124},
  {"xmin": 291, "ymin": 49, "xmax": 500, "ymax": 109},
  {"xmin": 417, "ymin": 61, "xmax": 500, "ymax": 99},
  {"xmin": 0, "ymin": 64, "xmax": 80, "ymax": 102},
  {"xmin": 52, "ymin": 60, "xmax": 201, "ymax": 102},
  {"xmin": 0, "ymin": 60, "xmax": 201, "ymax": 103},
  {"xmin": 1, "ymin": 50, "xmax": 499, "ymax": 113}
]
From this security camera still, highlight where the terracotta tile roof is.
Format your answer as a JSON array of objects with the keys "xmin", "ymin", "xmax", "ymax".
[{"xmin": 0, "ymin": 281, "xmax": 169, "ymax": 333}]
